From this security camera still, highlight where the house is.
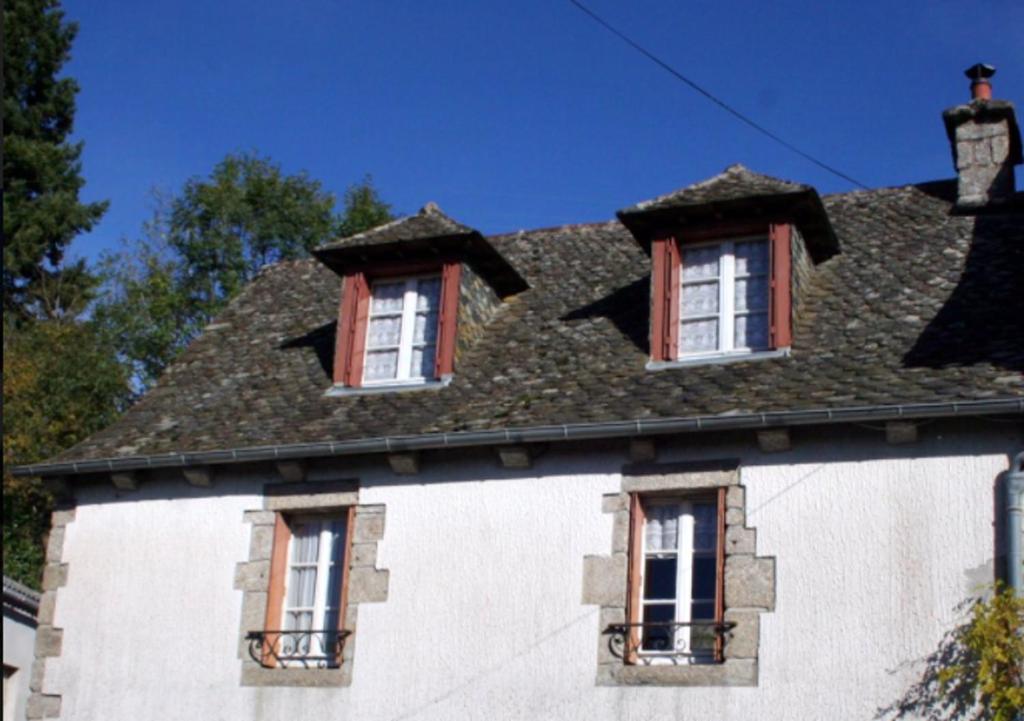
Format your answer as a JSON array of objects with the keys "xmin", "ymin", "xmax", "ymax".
[
  {"xmin": 4, "ymin": 577, "xmax": 40, "ymax": 721},
  {"xmin": 12, "ymin": 65, "xmax": 1023, "ymax": 721}
]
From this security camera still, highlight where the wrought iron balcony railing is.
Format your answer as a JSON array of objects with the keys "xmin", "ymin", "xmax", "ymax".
[
  {"xmin": 604, "ymin": 621, "xmax": 735, "ymax": 665},
  {"xmin": 246, "ymin": 629, "xmax": 352, "ymax": 669}
]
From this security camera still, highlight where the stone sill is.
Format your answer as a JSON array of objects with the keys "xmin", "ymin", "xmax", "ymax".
[
  {"xmin": 241, "ymin": 665, "xmax": 350, "ymax": 688},
  {"xmin": 598, "ymin": 658, "xmax": 757, "ymax": 687}
]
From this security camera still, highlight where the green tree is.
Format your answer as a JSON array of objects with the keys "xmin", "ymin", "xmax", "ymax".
[
  {"xmin": 3, "ymin": 0, "xmax": 108, "ymax": 320},
  {"xmin": 337, "ymin": 175, "xmax": 393, "ymax": 238},
  {"xmin": 3, "ymin": 319, "xmax": 132, "ymax": 586},
  {"xmin": 95, "ymin": 158, "xmax": 394, "ymax": 389}
]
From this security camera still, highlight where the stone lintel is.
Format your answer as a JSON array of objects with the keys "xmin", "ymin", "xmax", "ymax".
[
  {"xmin": 885, "ymin": 421, "xmax": 918, "ymax": 445},
  {"xmin": 183, "ymin": 466, "xmax": 214, "ymax": 487},
  {"xmin": 387, "ymin": 452, "xmax": 420, "ymax": 476},
  {"xmin": 111, "ymin": 471, "xmax": 139, "ymax": 491},
  {"xmin": 263, "ymin": 480, "xmax": 358, "ymax": 512},
  {"xmin": 496, "ymin": 445, "xmax": 533, "ymax": 469},
  {"xmin": 756, "ymin": 428, "xmax": 791, "ymax": 453}
]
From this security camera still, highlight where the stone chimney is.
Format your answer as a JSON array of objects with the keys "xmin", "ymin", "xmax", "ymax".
[{"xmin": 942, "ymin": 63, "xmax": 1022, "ymax": 208}]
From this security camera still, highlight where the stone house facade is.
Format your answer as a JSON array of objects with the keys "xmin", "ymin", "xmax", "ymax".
[{"xmin": 11, "ymin": 67, "xmax": 1023, "ymax": 721}]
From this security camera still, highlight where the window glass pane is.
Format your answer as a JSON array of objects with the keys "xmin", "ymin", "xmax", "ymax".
[
  {"xmin": 689, "ymin": 616, "xmax": 717, "ymax": 654},
  {"xmin": 691, "ymin": 556, "xmax": 718, "ymax": 600},
  {"xmin": 735, "ymin": 240, "xmax": 768, "ymax": 275},
  {"xmin": 371, "ymin": 282, "xmax": 405, "ymax": 312},
  {"xmin": 641, "ymin": 603, "xmax": 676, "ymax": 651},
  {"xmin": 692, "ymin": 503, "xmax": 718, "ymax": 551},
  {"xmin": 291, "ymin": 525, "xmax": 320, "ymax": 563},
  {"xmin": 682, "ymin": 246, "xmax": 720, "ymax": 280},
  {"xmin": 734, "ymin": 313, "xmax": 769, "ymax": 350},
  {"xmin": 643, "ymin": 557, "xmax": 678, "ymax": 600},
  {"xmin": 367, "ymin": 316, "xmax": 402, "ymax": 348},
  {"xmin": 644, "ymin": 505, "xmax": 679, "ymax": 551},
  {"xmin": 680, "ymin": 318, "xmax": 719, "ymax": 352},
  {"xmin": 409, "ymin": 345, "xmax": 435, "ymax": 379},
  {"xmin": 364, "ymin": 350, "xmax": 399, "ymax": 381},
  {"xmin": 287, "ymin": 567, "xmax": 317, "ymax": 608},
  {"xmin": 680, "ymin": 281, "xmax": 719, "ymax": 317},
  {"xmin": 413, "ymin": 312, "xmax": 438, "ymax": 344},
  {"xmin": 734, "ymin": 276, "xmax": 768, "ymax": 312},
  {"xmin": 416, "ymin": 277, "xmax": 442, "ymax": 311}
]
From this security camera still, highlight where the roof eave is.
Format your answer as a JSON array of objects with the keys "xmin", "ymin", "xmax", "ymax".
[{"xmin": 14, "ymin": 397, "xmax": 1022, "ymax": 480}]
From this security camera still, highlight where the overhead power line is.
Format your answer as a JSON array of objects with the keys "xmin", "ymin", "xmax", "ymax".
[{"xmin": 567, "ymin": 0, "xmax": 869, "ymax": 189}]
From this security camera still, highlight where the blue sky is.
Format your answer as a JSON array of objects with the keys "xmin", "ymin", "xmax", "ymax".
[{"xmin": 64, "ymin": 0, "xmax": 1023, "ymax": 266}]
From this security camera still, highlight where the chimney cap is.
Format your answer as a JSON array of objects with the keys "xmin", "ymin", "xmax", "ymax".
[{"xmin": 964, "ymin": 63, "xmax": 996, "ymax": 81}]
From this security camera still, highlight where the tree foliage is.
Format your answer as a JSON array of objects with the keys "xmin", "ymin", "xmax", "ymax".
[
  {"xmin": 879, "ymin": 584, "xmax": 1024, "ymax": 721},
  {"xmin": 3, "ymin": 0, "xmax": 107, "ymax": 320},
  {"xmin": 937, "ymin": 586, "xmax": 1024, "ymax": 721},
  {"xmin": 3, "ymin": 319, "xmax": 132, "ymax": 586},
  {"xmin": 95, "ymin": 157, "xmax": 394, "ymax": 389}
]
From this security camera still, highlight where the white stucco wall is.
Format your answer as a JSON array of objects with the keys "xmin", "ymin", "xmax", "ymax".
[
  {"xmin": 4, "ymin": 604, "xmax": 38, "ymax": 721},
  {"xmin": 45, "ymin": 421, "xmax": 1019, "ymax": 721}
]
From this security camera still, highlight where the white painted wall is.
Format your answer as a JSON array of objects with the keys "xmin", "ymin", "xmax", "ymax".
[
  {"xmin": 4, "ymin": 604, "xmax": 38, "ymax": 721},
  {"xmin": 46, "ymin": 422, "xmax": 1020, "ymax": 721}
]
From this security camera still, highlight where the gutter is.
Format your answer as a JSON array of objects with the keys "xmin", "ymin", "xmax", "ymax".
[{"xmin": 11, "ymin": 397, "xmax": 1022, "ymax": 479}]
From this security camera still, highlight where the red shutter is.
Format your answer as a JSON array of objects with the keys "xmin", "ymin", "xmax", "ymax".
[
  {"xmin": 666, "ymin": 238, "xmax": 681, "ymax": 360},
  {"xmin": 769, "ymin": 224, "xmax": 793, "ymax": 349},
  {"xmin": 650, "ymin": 238, "xmax": 680, "ymax": 361},
  {"xmin": 263, "ymin": 513, "xmax": 293, "ymax": 667},
  {"xmin": 333, "ymin": 272, "xmax": 371, "ymax": 387},
  {"xmin": 434, "ymin": 262, "xmax": 462, "ymax": 378},
  {"xmin": 714, "ymin": 487, "xmax": 727, "ymax": 662},
  {"xmin": 625, "ymin": 493, "xmax": 646, "ymax": 665}
]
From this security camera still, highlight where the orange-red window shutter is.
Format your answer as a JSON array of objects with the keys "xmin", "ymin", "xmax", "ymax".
[
  {"xmin": 714, "ymin": 487, "xmax": 727, "ymax": 662},
  {"xmin": 333, "ymin": 272, "xmax": 370, "ymax": 387},
  {"xmin": 626, "ymin": 493, "xmax": 646, "ymax": 665},
  {"xmin": 769, "ymin": 223, "xmax": 793, "ymax": 349},
  {"xmin": 434, "ymin": 261, "xmax": 462, "ymax": 378},
  {"xmin": 666, "ymin": 238, "xmax": 681, "ymax": 360},
  {"xmin": 650, "ymin": 238, "xmax": 681, "ymax": 361},
  {"xmin": 262, "ymin": 513, "xmax": 293, "ymax": 667}
]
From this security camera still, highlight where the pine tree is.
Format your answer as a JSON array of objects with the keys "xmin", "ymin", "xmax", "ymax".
[{"xmin": 3, "ymin": 0, "xmax": 108, "ymax": 320}]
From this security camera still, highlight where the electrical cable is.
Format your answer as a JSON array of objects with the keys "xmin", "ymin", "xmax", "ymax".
[{"xmin": 567, "ymin": 0, "xmax": 869, "ymax": 189}]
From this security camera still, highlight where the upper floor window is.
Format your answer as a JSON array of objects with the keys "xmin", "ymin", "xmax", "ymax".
[
  {"xmin": 680, "ymin": 239, "xmax": 769, "ymax": 356},
  {"xmin": 332, "ymin": 262, "xmax": 461, "ymax": 389},
  {"xmin": 651, "ymin": 224, "xmax": 792, "ymax": 364},
  {"xmin": 364, "ymin": 276, "xmax": 442, "ymax": 384}
]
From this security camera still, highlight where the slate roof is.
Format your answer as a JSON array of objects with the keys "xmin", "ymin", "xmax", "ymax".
[
  {"xmin": 317, "ymin": 202, "xmax": 475, "ymax": 250},
  {"xmin": 46, "ymin": 175, "xmax": 1024, "ymax": 465},
  {"xmin": 619, "ymin": 164, "xmax": 811, "ymax": 213}
]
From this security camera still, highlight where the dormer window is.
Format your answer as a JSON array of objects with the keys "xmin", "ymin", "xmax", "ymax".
[
  {"xmin": 332, "ymin": 263, "xmax": 461, "ymax": 389},
  {"xmin": 617, "ymin": 165, "xmax": 840, "ymax": 369},
  {"xmin": 364, "ymin": 275, "xmax": 442, "ymax": 384},
  {"xmin": 651, "ymin": 226, "xmax": 791, "ymax": 364},
  {"xmin": 313, "ymin": 202, "xmax": 528, "ymax": 392},
  {"xmin": 679, "ymin": 237, "xmax": 770, "ymax": 357}
]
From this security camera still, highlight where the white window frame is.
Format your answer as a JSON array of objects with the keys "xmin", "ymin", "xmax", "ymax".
[
  {"xmin": 638, "ymin": 498, "xmax": 718, "ymax": 665},
  {"xmin": 678, "ymin": 236, "xmax": 770, "ymax": 359},
  {"xmin": 363, "ymin": 274, "xmax": 441, "ymax": 387},
  {"xmin": 279, "ymin": 515, "xmax": 346, "ymax": 666}
]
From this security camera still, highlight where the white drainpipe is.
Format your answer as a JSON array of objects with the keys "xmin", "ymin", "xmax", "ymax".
[{"xmin": 1008, "ymin": 452, "xmax": 1024, "ymax": 595}]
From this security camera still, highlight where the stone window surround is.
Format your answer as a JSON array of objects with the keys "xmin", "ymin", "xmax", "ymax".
[
  {"xmin": 582, "ymin": 461, "xmax": 775, "ymax": 686},
  {"xmin": 236, "ymin": 480, "xmax": 390, "ymax": 687},
  {"xmin": 26, "ymin": 504, "xmax": 75, "ymax": 720}
]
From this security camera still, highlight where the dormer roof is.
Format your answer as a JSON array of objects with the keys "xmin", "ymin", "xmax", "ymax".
[
  {"xmin": 313, "ymin": 202, "xmax": 527, "ymax": 297},
  {"xmin": 617, "ymin": 164, "xmax": 839, "ymax": 262}
]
